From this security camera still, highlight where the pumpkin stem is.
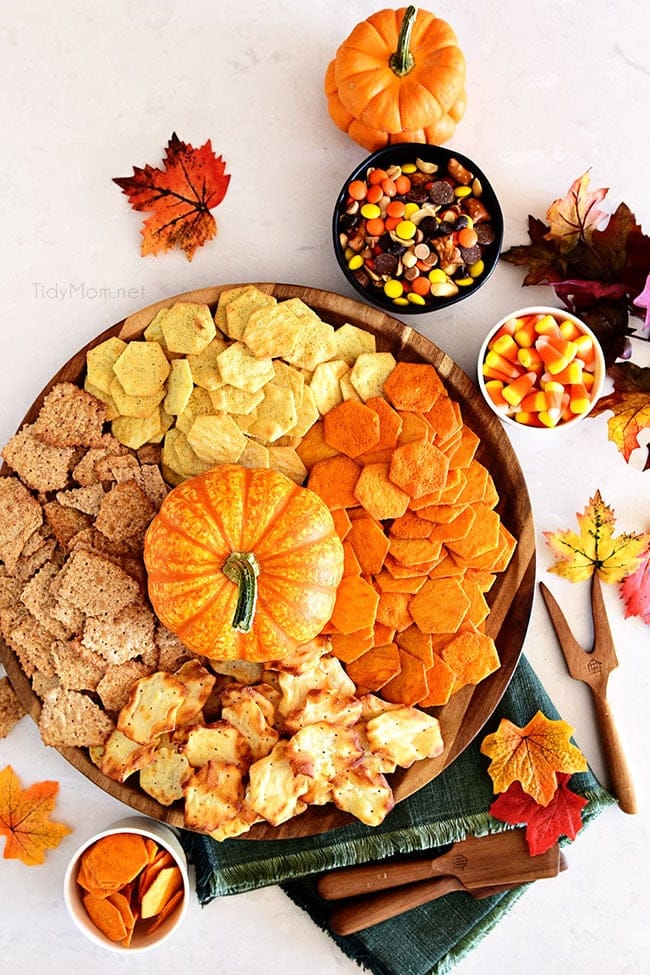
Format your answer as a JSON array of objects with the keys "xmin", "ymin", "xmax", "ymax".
[
  {"xmin": 223, "ymin": 551, "xmax": 260, "ymax": 633},
  {"xmin": 390, "ymin": 5, "xmax": 417, "ymax": 77}
]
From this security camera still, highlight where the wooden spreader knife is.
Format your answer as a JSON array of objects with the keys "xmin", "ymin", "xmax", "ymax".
[
  {"xmin": 539, "ymin": 575, "xmax": 638, "ymax": 814},
  {"xmin": 317, "ymin": 829, "xmax": 560, "ymax": 902}
]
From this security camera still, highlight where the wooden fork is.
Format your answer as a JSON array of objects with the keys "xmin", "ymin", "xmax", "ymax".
[{"xmin": 539, "ymin": 573, "xmax": 638, "ymax": 814}]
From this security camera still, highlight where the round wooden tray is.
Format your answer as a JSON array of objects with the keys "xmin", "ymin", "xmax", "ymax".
[{"xmin": 0, "ymin": 283, "xmax": 536, "ymax": 840}]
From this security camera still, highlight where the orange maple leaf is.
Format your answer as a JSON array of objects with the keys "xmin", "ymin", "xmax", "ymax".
[
  {"xmin": 0, "ymin": 765, "xmax": 72, "ymax": 866},
  {"xmin": 113, "ymin": 132, "xmax": 230, "ymax": 261},
  {"xmin": 480, "ymin": 711, "xmax": 588, "ymax": 806}
]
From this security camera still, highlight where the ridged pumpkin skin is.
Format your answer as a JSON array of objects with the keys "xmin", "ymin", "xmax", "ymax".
[
  {"xmin": 326, "ymin": 6, "xmax": 466, "ymax": 150},
  {"xmin": 144, "ymin": 465, "xmax": 344, "ymax": 662}
]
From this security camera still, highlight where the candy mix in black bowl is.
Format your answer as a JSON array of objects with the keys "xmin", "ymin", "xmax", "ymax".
[{"xmin": 332, "ymin": 144, "xmax": 504, "ymax": 315}]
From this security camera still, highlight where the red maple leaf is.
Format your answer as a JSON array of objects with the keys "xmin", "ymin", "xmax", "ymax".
[
  {"xmin": 620, "ymin": 551, "xmax": 650, "ymax": 624},
  {"xmin": 489, "ymin": 773, "xmax": 588, "ymax": 855},
  {"xmin": 113, "ymin": 133, "xmax": 230, "ymax": 261}
]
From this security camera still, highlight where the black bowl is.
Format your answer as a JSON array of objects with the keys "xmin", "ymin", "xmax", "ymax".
[{"xmin": 332, "ymin": 143, "xmax": 504, "ymax": 315}]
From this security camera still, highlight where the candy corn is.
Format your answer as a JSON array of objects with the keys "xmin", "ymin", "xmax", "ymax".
[{"xmin": 481, "ymin": 311, "xmax": 602, "ymax": 429}]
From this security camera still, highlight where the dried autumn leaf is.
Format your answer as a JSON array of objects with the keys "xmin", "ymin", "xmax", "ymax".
[
  {"xmin": 113, "ymin": 132, "xmax": 230, "ymax": 261},
  {"xmin": 480, "ymin": 710, "xmax": 588, "ymax": 806},
  {"xmin": 620, "ymin": 551, "xmax": 650, "ymax": 624},
  {"xmin": 490, "ymin": 773, "xmax": 587, "ymax": 855},
  {"xmin": 589, "ymin": 363, "xmax": 650, "ymax": 469},
  {"xmin": 544, "ymin": 489, "xmax": 649, "ymax": 583},
  {"xmin": 545, "ymin": 171, "xmax": 608, "ymax": 253},
  {"xmin": 0, "ymin": 765, "xmax": 72, "ymax": 866}
]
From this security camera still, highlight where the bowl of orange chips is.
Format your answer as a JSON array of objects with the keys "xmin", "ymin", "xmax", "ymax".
[
  {"xmin": 477, "ymin": 306, "xmax": 606, "ymax": 431},
  {"xmin": 63, "ymin": 815, "xmax": 189, "ymax": 952}
]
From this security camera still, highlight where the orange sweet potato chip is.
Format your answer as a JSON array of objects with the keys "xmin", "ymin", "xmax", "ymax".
[
  {"xmin": 373, "ymin": 621, "xmax": 396, "ymax": 645},
  {"xmin": 388, "ymin": 537, "xmax": 442, "ymax": 567},
  {"xmin": 307, "ymin": 455, "xmax": 361, "ymax": 509},
  {"xmin": 376, "ymin": 590, "xmax": 412, "ymax": 632},
  {"xmin": 295, "ymin": 419, "xmax": 338, "ymax": 468},
  {"xmin": 446, "ymin": 504, "xmax": 501, "ymax": 561},
  {"xmin": 425, "ymin": 393, "xmax": 462, "ymax": 443},
  {"xmin": 83, "ymin": 891, "xmax": 129, "ymax": 943},
  {"xmin": 346, "ymin": 642, "xmax": 402, "ymax": 691},
  {"xmin": 146, "ymin": 888, "xmax": 184, "ymax": 934},
  {"xmin": 462, "ymin": 575, "xmax": 491, "ymax": 626},
  {"xmin": 347, "ymin": 515, "xmax": 390, "ymax": 575},
  {"xmin": 389, "ymin": 439, "xmax": 449, "ymax": 500},
  {"xmin": 408, "ymin": 576, "xmax": 470, "ymax": 633},
  {"xmin": 374, "ymin": 570, "xmax": 428, "ymax": 594},
  {"xmin": 383, "ymin": 553, "xmax": 440, "ymax": 579},
  {"xmin": 439, "ymin": 627, "xmax": 500, "ymax": 691},
  {"xmin": 78, "ymin": 833, "xmax": 151, "ymax": 896},
  {"xmin": 428, "ymin": 505, "xmax": 476, "ymax": 543},
  {"xmin": 395, "ymin": 625, "xmax": 433, "ymax": 669},
  {"xmin": 330, "ymin": 626, "xmax": 375, "ymax": 663},
  {"xmin": 331, "ymin": 507, "xmax": 352, "ymax": 540},
  {"xmin": 396, "ymin": 411, "xmax": 433, "ymax": 445},
  {"xmin": 389, "ymin": 510, "xmax": 435, "ymax": 539},
  {"xmin": 342, "ymin": 539, "xmax": 363, "ymax": 576},
  {"xmin": 381, "ymin": 649, "xmax": 429, "ymax": 706},
  {"xmin": 365, "ymin": 396, "xmax": 403, "ymax": 450},
  {"xmin": 455, "ymin": 460, "xmax": 490, "ymax": 505},
  {"xmin": 323, "ymin": 399, "xmax": 381, "ymax": 458},
  {"xmin": 445, "ymin": 425, "xmax": 480, "ymax": 468},
  {"xmin": 418, "ymin": 653, "xmax": 457, "ymax": 707},
  {"xmin": 329, "ymin": 575, "xmax": 380, "ymax": 634},
  {"xmin": 383, "ymin": 362, "xmax": 445, "ymax": 412},
  {"xmin": 354, "ymin": 463, "xmax": 410, "ymax": 520}
]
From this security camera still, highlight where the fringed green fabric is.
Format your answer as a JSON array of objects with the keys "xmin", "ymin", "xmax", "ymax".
[{"xmin": 179, "ymin": 655, "xmax": 615, "ymax": 973}]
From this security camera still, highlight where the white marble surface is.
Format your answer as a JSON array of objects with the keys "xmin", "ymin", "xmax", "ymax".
[{"xmin": 1, "ymin": 1, "xmax": 649, "ymax": 973}]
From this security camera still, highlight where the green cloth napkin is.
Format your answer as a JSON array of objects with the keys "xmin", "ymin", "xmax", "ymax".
[{"xmin": 179, "ymin": 655, "xmax": 614, "ymax": 974}]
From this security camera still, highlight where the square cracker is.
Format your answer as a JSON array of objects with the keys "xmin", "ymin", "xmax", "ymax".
[
  {"xmin": 33, "ymin": 382, "xmax": 107, "ymax": 448},
  {"xmin": 0, "ymin": 676, "xmax": 26, "ymax": 739},
  {"xmin": 39, "ymin": 685, "xmax": 115, "ymax": 748},
  {"xmin": 0, "ymin": 476, "xmax": 43, "ymax": 574},
  {"xmin": 56, "ymin": 549, "xmax": 139, "ymax": 617},
  {"xmin": 2, "ymin": 425, "xmax": 77, "ymax": 493}
]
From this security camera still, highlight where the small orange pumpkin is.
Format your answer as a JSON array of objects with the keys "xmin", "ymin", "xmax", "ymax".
[
  {"xmin": 144, "ymin": 465, "xmax": 344, "ymax": 662},
  {"xmin": 325, "ymin": 5, "xmax": 466, "ymax": 151}
]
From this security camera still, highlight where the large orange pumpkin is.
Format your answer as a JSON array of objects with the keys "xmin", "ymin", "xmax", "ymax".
[
  {"xmin": 144, "ymin": 465, "xmax": 344, "ymax": 662},
  {"xmin": 325, "ymin": 5, "xmax": 467, "ymax": 151}
]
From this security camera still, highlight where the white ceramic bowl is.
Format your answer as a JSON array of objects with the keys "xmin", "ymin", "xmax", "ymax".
[
  {"xmin": 477, "ymin": 306, "xmax": 606, "ymax": 431},
  {"xmin": 63, "ymin": 815, "xmax": 189, "ymax": 953}
]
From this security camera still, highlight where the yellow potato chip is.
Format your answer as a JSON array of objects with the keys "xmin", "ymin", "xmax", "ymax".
[
  {"xmin": 349, "ymin": 352, "xmax": 397, "ymax": 401},
  {"xmin": 214, "ymin": 285, "xmax": 255, "ymax": 333},
  {"xmin": 100, "ymin": 729, "xmax": 158, "ymax": 783},
  {"xmin": 333, "ymin": 322, "xmax": 377, "ymax": 364},
  {"xmin": 365, "ymin": 707, "xmax": 444, "ymax": 768},
  {"xmin": 164, "ymin": 358, "xmax": 194, "ymax": 415},
  {"xmin": 339, "ymin": 371, "xmax": 362, "ymax": 401},
  {"xmin": 246, "ymin": 383, "xmax": 297, "ymax": 443},
  {"xmin": 208, "ymin": 383, "xmax": 264, "ymax": 415},
  {"xmin": 162, "ymin": 427, "xmax": 212, "ymax": 478},
  {"xmin": 272, "ymin": 360, "xmax": 305, "ymax": 408},
  {"xmin": 113, "ymin": 341, "xmax": 171, "ymax": 398},
  {"xmin": 111, "ymin": 409, "xmax": 163, "ymax": 450},
  {"xmin": 108, "ymin": 376, "xmax": 165, "ymax": 419},
  {"xmin": 309, "ymin": 359, "xmax": 349, "ymax": 414},
  {"xmin": 85, "ymin": 337, "xmax": 127, "ymax": 393},
  {"xmin": 118, "ymin": 671, "xmax": 188, "ymax": 744},
  {"xmin": 224, "ymin": 288, "xmax": 277, "ymax": 341},
  {"xmin": 237, "ymin": 438, "xmax": 270, "ymax": 469},
  {"xmin": 175, "ymin": 386, "xmax": 214, "ymax": 435},
  {"xmin": 267, "ymin": 445, "xmax": 307, "ymax": 484},
  {"xmin": 143, "ymin": 308, "xmax": 171, "ymax": 345},
  {"xmin": 242, "ymin": 302, "xmax": 302, "ymax": 359},
  {"xmin": 247, "ymin": 740, "xmax": 310, "ymax": 827},
  {"xmin": 331, "ymin": 757, "xmax": 394, "ymax": 826},
  {"xmin": 291, "ymin": 385, "xmax": 319, "ymax": 438},
  {"xmin": 216, "ymin": 342, "xmax": 275, "ymax": 393},
  {"xmin": 160, "ymin": 302, "xmax": 216, "ymax": 354},
  {"xmin": 83, "ymin": 379, "xmax": 120, "ymax": 420},
  {"xmin": 280, "ymin": 299, "xmax": 337, "ymax": 371},
  {"xmin": 181, "ymin": 721, "xmax": 253, "ymax": 769},
  {"xmin": 183, "ymin": 760, "xmax": 245, "ymax": 832},
  {"xmin": 187, "ymin": 337, "xmax": 228, "ymax": 390},
  {"xmin": 186, "ymin": 413, "xmax": 248, "ymax": 464}
]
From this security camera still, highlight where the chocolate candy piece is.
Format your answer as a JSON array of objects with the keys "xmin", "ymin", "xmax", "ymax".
[
  {"xmin": 374, "ymin": 252, "xmax": 399, "ymax": 276},
  {"xmin": 475, "ymin": 223, "xmax": 496, "ymax": 245},
  {"xmin": 459, "ymin": 244, "xmax": 482, "ymax": 265},
  {"xmin": 428, "ymin": 181, "xmax": 454, "ymax": 205}
]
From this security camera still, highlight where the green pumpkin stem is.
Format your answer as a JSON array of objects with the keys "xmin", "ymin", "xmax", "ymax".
[
  {"xmin": 390, "ymin": 5, "xmax": 417, "ymax": 77},
  {"xmin": 223, "ymin": 551, "xmax": 260, "ymax": 633}
]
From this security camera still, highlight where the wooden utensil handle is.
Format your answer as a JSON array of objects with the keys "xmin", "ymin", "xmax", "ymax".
[
  {"xmin": 592, "ymin": 691, "xmax": 638, "ymax": 814},
  {"xmin": 318, "ymin": 859, "xmax": 441, "ymax": 900},
  {"xmin": 328, "ymin": 876, "xmax": 460, "ymax": 935}
]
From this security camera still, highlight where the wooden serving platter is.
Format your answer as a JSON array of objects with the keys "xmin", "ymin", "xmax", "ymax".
[{"xmin": 0, "ymin": 283, "xmax": 536, "ymax": 840}]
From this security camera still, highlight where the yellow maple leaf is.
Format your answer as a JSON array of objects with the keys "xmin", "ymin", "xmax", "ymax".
[
  {"xmin": 0, "ymin": 765, "xmax": 72, "ymax": 866},
  {"xmin": 544, "ymin": 490, "xmax": 649, "ymax": 583},
  {"xmin": 480, "ymin": 711, "xmax": 588, "ymax": 806}
]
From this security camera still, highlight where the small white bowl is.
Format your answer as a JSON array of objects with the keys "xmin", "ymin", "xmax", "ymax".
[
  {"xmin": 63, "ymin": 815, "xmax": 189, "ymax": 953},
  {"xmin": 477, "ymin": 306, "xmax": 606, "ymax": 431}
]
